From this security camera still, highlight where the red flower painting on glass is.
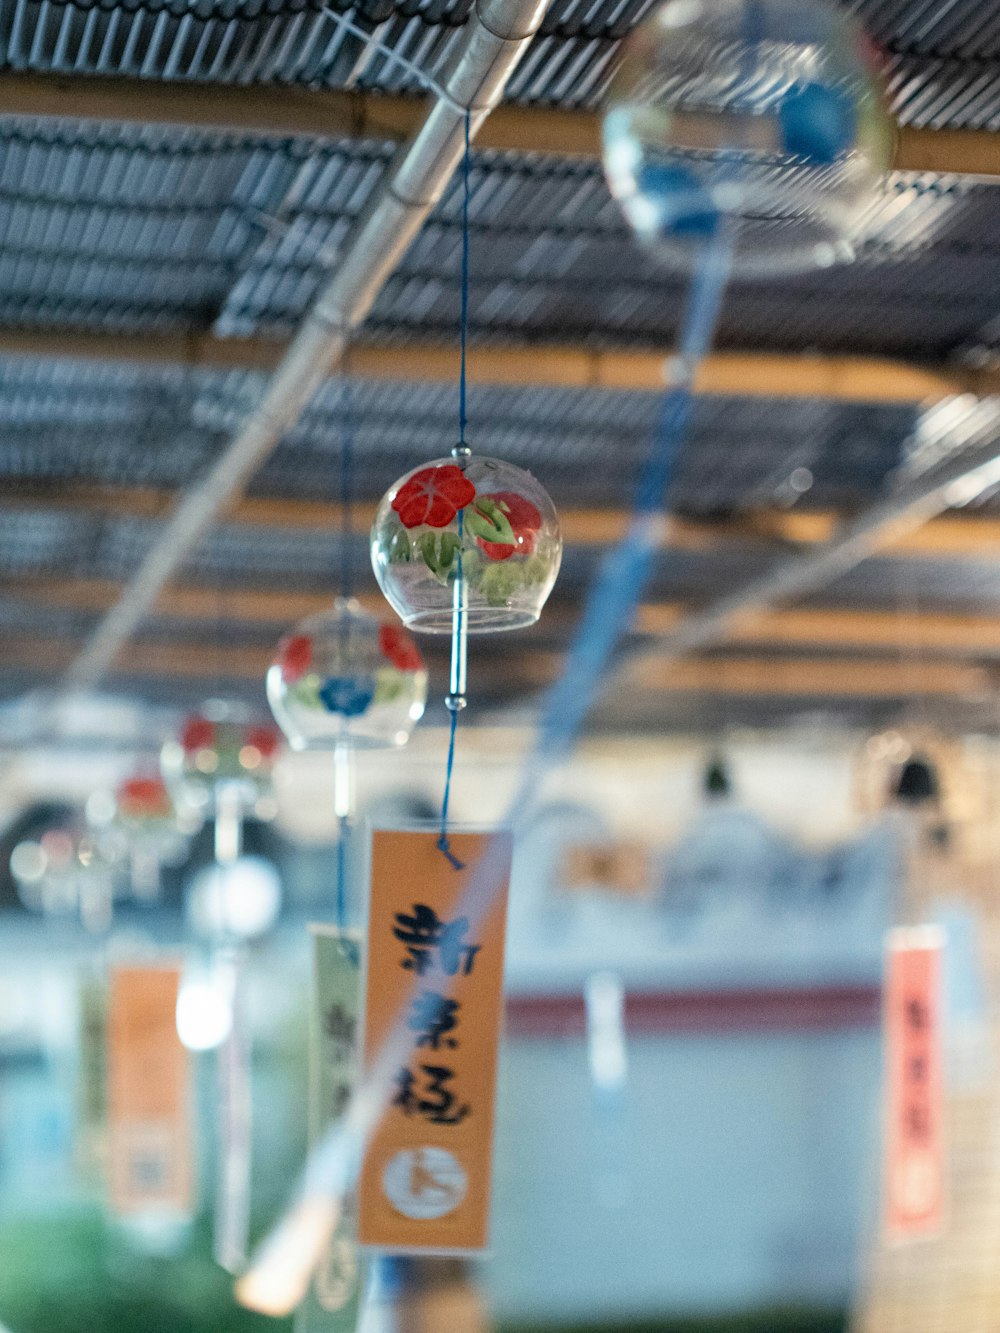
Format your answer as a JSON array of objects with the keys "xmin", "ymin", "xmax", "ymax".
[
  {"xmin": 379, "ymin": 624, "xmax": 425, "ymax": 672},
  {"xmin": 391, "ymin": 465, "xmax": 477, "ymax": 529},
  {"xmin": 475, "ymin": 491, "xmax": 543, "ymax": 561},
  {"xmin": 278, "ymin": 634, "xmax": 312, "ymax": 683},
  {"xmin": 372, "ymin": 455, "xmax": 562, "ymax": 631}
]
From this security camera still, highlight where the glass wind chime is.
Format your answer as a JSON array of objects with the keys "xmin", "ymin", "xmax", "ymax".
[
  {"xmin": 601, "ymin": 0, "xmax": 891, "ymax": 279},
  {"xmin": 369, "ymin": 115, "xmax": 562, "ymax": 856},
  {"xmin": 160, "ymin": 701, "xmax": 282, "ymax": 1274}
]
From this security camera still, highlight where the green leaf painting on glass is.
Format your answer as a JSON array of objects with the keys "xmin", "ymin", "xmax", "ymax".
[
  {"xmin": 464, "ymin": 496, "xmax": 516, "ymax": 547},
  {"xmin": 417, "ymin": 530, "xmax": 463, "ymax": 584}
]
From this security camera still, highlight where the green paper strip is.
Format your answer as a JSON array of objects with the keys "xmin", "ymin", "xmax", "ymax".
[
  {"xmin": 296, "ymin": 926, "xmax": 363, "ymax": 1332},
  {"xmin": 76, "ymin": 972, "xmax": 108, "ymax": 1186}
]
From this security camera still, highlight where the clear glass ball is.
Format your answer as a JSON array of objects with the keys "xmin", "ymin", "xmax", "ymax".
[
  {"xmin": 602, "ymin": 0, "xmax": 893, "ymax": 278},
  {"xmin": 160, "ymin": 701, "xmax": 281, "ymax": 817},
  {"xmin": 267, "ymin": 598, "xmax": 428, "ymax": 750},
  {"xmin": 371, "ymin": 456, "xmax": 562, "ymax": 632}
]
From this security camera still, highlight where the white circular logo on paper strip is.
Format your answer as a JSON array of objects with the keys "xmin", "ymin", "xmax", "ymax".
[{"xmin": 382, "ymin": 1147, "xmax": 467, "ymax": 1220}]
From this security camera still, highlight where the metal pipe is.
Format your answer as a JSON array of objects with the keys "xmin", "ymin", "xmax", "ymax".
[
  {"xmin": 58, "ymin": 0, "xmax": 552, "ymax": 699},
  {"xmin": 610, "ymin": 420, "xmax": 1000, "ymax": 693}
]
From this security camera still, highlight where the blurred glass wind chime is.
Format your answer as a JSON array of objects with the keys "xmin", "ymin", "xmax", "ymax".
[
  {"xmin": 160, "ymin": 648, "xmax": 284, "ymax": 1271},
  {"xmin": 110, "ymin": 771, "xmax": 195, "ymax": 904},
  {"xmin": 602, "ymin": 0, "xmax": 892, "ymax": 278}
]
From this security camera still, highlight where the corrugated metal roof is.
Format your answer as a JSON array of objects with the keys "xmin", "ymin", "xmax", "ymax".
[
  {"xmin": 0, "ymin": 354, "xmax": 915, "ymax": 510},
  {"xmin": 3, "ymin": 0, "xmax": 1000, "ymax": 130},
  {"xmin": 0, "ymin": 115, "xmax": 996, "ymax": 360}
]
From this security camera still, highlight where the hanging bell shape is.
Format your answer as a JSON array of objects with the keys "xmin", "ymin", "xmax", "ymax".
[
  {"xmin": 894, "ymin": 756, "xmax": 940, "ymax": 806},
  {"xmin": 115, "ymin": 772, "xmax": 187, "ymax": 860},
  {"xmin": 703, "ymin": 755, "xmax": 731, "ymax": 799},
  {"xmin": 161, "ymin": 700, "xmax": 281, "ymax": 818},
  {"xmin": 113, "ymin": 773, "xmax": 191, "ymax": 903},
  {"xmin": 601, "ymin": 0, "xmax": 892, "ymax": 278},
  {"xmin": 267, "ymin": 597, "xmax": 428, "ymax": 750},
  {"xmin": 371, "ymin": 456, "xmax": 561, "ymax": 632}
]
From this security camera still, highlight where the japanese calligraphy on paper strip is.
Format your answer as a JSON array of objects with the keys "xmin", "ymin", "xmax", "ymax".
[
  {"xmin": 358, "ymin": 829, "xmax": 512, "ymax": 1252},
  {"xmin": 296, "ymin": 926, "xmax": 363, "ymax": 1333},
  {"xmin": 884, "ymin": 926, "xmax": 946, "ymax": 1241}
]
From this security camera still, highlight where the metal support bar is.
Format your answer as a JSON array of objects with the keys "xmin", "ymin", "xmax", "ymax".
[
  {"xmin": 610, "ymin": 426, "xmax": 1000, "ymax": 697},
  {"xmin": 56, "ymin": 0, "xmax": 552, "ymax": 698}
]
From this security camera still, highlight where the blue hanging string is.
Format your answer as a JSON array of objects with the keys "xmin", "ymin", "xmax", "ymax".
[
  {"xmin": 458, "ymin": 109, "xmax": 471, "ymax": 448},
  {"xmin": 436, "ymin": 110, "xmax": 473, "ymax": 872},
  {"xmin": 339, "ymin": 372, "xmax": 356, "ymax": 602},
  {"xmin": 437, "ymin": 704, "xmax": 463, "ymax": 869},
  {"xmin": 534, "ymin": 233, "xmax": 732, "ymax": 763}
]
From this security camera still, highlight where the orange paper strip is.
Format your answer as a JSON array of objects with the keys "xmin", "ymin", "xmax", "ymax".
[
  {"xmin": 883, "ymin": 927, "xmax": 946, "ymax": 1241},
  {"xmin": 358, "ymin": 829, "xmax": 512, "ymax": 1253},
  {"xmin": 107, "ymin": 964, "xmax": 193, "ymax": 1216}
]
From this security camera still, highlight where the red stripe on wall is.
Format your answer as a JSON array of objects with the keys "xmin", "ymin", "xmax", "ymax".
[{"xmin": 505, "ymin": 985, "xmax": 882, "ymax": 1038}]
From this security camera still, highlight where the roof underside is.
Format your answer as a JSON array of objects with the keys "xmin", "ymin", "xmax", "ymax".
[
  {"xmin": 0, "ymin": 0, "xmax": 999, "ymax": 736},
  {"xmin": 4, "ymin": 0, "xmax": 1000, "ymax": 129}
]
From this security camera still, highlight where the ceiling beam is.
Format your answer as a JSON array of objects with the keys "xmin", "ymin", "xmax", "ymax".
[
  {"xmin": 10, "ymin": 480, "xmax": 1000, "ymax": 558},
  {"xmin": 893, "ymin": 126, "xmax": 1000, "ymax": 180},
  {"xmin": 0, "ymin": 634, "xmax": 556, "ymax": 685},
  {"xmin": 633, "ymin": 655, "xmax": 992, "ymax": 699},
  {"xmin": 635, "ymin": 604, "xmax": 1000, "ymax": 656},
  {"xmin": 0, "ymin": 327, "xmax": 991, "ymax": 401},
  {"xmin": 0, "ymin": 74, "xmax": 997, "ymax": 180},
  {"xmin": 0, "ymin": 631, "xmax": 989, "ymax": 698},
  {"xmin": 0, "ymin": 73, "xmax": 422, "ymax": 144},
  {"xmin": 0, "ymin": 575, "xmax": 382, "ymax": 623},
  {"xmin": 0, "ymin": 482, "xmax": 384, "ymax": 530},
  {"xmin": 0, "ymin": 635, "xmax": 273, "ymax": 680},
  {"xmin": 11, "ymin": 574, "xmax": 1000, "ymax": 656}
]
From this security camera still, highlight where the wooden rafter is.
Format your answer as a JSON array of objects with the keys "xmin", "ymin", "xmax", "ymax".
[
  {"xmin": 0, "ymin": 631, "xmax": 990, "ymax": 699},
  {"xmin": 8, "ymin": 574, "xmax": 1000, "ymax": 659},
  {"xmin": 0, "ymin": 74, "xmax": 998, "ymax": 180},
  {"xmin": 0, "ymin": 328, "xmax": 994, "ymax": 403},
  {"xmin": 8, "ymin": 481, "xmax": 1000, "ymax": 559}
]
